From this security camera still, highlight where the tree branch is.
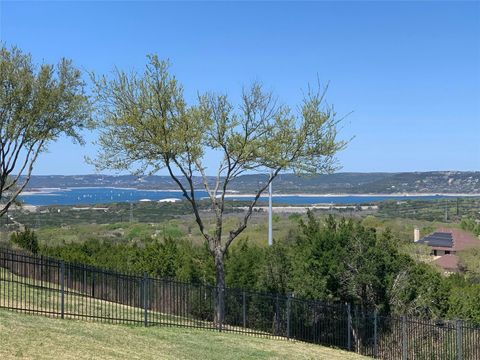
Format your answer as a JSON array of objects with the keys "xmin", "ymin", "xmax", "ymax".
[
  {"xmin": 223, "ymin": 167, "xmax": 282, "ymax": 252},
  {"xmin": 0, "ymin": 139, "xmax": 44, "ymax": 217},
  {"xmin": 165, "ymin": 157, "xmax": 211, "ymax": 246}
]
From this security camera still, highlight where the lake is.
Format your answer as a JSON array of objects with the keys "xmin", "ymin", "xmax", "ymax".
[{"xmin": 17, "ymin": 187, "xmax": 472, "ymax": 206}]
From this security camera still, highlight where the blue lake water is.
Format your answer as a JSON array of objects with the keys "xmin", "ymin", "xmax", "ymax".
[{"xmin": 17, "ymin": 187, "xmax": 473, "ymax": 206}]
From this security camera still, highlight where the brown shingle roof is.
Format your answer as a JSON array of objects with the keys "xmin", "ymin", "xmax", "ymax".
[
  {"xmin": 436, "ymin": 227, "xmax": 480, "ymax": 251},
  {"xmin": 418, "ymin": 228, "xmax": 479, "ymax": 271},
  {"xmin": 434, "ymin": 254, "xmax": 458, "ymax": 271},
  {"xmin": 418, "ymin": 228, "xmax": 479, "ymax": 252}
]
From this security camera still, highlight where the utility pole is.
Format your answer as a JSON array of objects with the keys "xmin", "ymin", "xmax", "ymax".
[
  {"xmin": 445, "ymin": 205, "xmax": 448, "ymax": 222},
  {"xmin": 268, "ymin": 171, "xmax": 273, "ymax": 246},
  {"xmin": 129, "ymin": 202, "xmax": 134, "ymax": 223}
]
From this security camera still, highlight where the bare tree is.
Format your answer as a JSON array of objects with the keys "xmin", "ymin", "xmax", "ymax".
[{"xmin": 91, "ymin": 56, "xmax": 347, "ymax": 324}]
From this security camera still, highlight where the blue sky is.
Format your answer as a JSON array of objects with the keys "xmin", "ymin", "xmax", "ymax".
[{"xmin": 1, "ymin": 1, "xmax": 479, "ymax": 175}]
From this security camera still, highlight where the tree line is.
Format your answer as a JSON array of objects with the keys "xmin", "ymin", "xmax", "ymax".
[{"xmin": 9, "ymin": 213, "xmax": 475, "ymax": 324}]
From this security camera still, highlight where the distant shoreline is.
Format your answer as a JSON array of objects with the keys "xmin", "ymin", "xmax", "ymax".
[
  {"xmin": 21, "ymin": 187, "xmax": 183, "ymax": 196},
  {"xmin": 20, "ymin": 187, "xmax": 480, "ymax": 198},
  {"xmin": 224, "ymin": 192, "xmax": 480, "ymax": 198}
]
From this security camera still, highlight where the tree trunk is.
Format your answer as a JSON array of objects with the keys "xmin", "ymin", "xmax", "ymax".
[{"xmin": 214, "ymin": 251, "xmax": 225, "ymax": 327}]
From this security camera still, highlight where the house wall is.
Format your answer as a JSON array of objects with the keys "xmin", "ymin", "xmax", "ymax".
[{"xmin": 432, "ymin": 249, "xmax": 455, "ymax": 256}]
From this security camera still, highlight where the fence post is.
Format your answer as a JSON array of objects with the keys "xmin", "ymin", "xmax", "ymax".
[
  {"xmin": 402, "ymin": 315, "xmax": 407, "ymax": 360},
  {"xmin": 92, "ymin": 271, "xmax": 96, "ymax": 298},
  {"xmin": 83, "ymin": 268, "xmax": 87, "ymax": 294},
  {"xmin": 374, "ymin": 309, "xmax": 378, "ymax": 358},
  {"xmin": 219, "ymin": 286, "xmax": 223, "ymax": 332},
  {"xmin": 286, "ymin": 294, "xmax": 291, "ymax": 340},
  {"xmin": 143, "ymin": 272, "xmax": 148, "ymax": 327},
  {"xmin": 347, "ymin": 303, "xmax": 352, "ymax": 351},
  {"xmin": 60, "ymin": 261, "xmax": 65, "ymax": 319},
  {"xmin": 275, "ymin": 294, "xmax": 279, "ymax": 336},
  {"xmin": 456, "ymin": 319, "xmax": 463, "ymax": 360},
  {"xmin": 242, "ymin": 291, "xmax": 246, "ymax": 329}
]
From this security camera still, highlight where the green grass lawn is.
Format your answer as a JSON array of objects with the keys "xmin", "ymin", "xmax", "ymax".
[
  {"xmin": 0, "ymin": 309, "xmax": 369, "ymax": 360},
  {"xmin": 0, "ymin": 266, "xmax": 371, "ymax": 359},
  {"xmin": 0, "ymin": 266, "xmax": 214, "ymax": 328}
]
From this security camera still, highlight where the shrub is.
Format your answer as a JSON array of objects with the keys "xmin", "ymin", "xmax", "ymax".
[{"xmin": 10, "ymin": 228, "xmax": 39, "ymax": 254}]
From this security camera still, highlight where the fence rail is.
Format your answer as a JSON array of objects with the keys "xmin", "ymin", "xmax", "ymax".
[{"xmin": 1, "ymin": 248, "xmax": 479, "ymax": 359}]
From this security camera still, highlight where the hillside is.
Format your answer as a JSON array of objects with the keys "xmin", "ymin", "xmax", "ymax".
[
  {"xmin": 0, "ymin": 310, "xmax": 368, "ymax": 360},
  {"xmin": 24, "ymin": 171, "xmax": 480, "ymax": 194}
]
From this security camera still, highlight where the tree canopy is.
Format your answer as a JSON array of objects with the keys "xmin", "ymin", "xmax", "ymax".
[
  {"xmin": 91, "ymin": 56, "xmax": 346, "ymax": 251},
  {"xmin": 0, "ymin": 45, "xmax": 91, "ymax": 215},
  {"xmin": 91, "ymin": 55, "xmax": 346, "ymax": 324}
]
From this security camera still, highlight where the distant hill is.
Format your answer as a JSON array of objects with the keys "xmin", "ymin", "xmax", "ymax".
[{"xmin": 24, "ymin": 171, "xmax": 480, "ymax": 194}]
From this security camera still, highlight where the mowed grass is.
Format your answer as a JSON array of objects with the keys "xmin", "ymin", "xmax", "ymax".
[
  {"xmin": 0, "ymin": 266, "xmax": 144, "ymax": 321},
  {"xmin": 0, "ymin": 267, "xmax": 212, "ymax": 328},
  {"xmin": 0, "ymin": 310, "xmax": 370, "ymax": 360},
  {"xmin": 0, "ymin": 266, "xmax": 275, "ymax": 335}
]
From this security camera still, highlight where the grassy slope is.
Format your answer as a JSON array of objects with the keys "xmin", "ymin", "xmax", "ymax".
[
  {"xmin": 0, "ymin": 310, "xmax": 369, "ymax": 360},
  {"xmin": 0, "ymin": 267, "xmax": 209, "ymax": 327}
]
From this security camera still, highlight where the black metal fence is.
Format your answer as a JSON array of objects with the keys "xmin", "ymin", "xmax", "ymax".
[{"xmin": 1, "ymin": 248, "xmax": 479, "ymax": 359}]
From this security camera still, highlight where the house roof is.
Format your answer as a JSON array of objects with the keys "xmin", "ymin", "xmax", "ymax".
[
  {"xmin": 434, "ymin": 254, "xmax": 459, "ymax": 271},
  {"xmin": 417, "ymin": 228, "xmax": 479, "ymax": 252},
  {"xmin": 416, "ymin": 232, "xmax": 453, "ymax": 248}
]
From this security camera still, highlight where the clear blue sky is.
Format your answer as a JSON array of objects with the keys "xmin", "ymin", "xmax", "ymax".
[{"xmin": 1, "ymin": 1, "xmax": 479, "ymax": 175}]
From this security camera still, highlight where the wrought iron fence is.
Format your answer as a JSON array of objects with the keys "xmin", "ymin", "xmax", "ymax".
[{"xmin": 1, "ymin": 248, "xmax": 479, "ymax": 359}]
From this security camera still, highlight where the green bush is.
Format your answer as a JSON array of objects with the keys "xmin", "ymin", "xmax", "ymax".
[
  {"xmin": 288, "ymin": 213, "xmax": 302, "ymax": 222},
  {"xmin": 10, "ymin": 228, "xmax": 39, "ymax": 254},
  {"xmin": 460, "ymin": 217, "xmax": 480, "ymax": 237}
]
